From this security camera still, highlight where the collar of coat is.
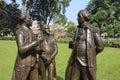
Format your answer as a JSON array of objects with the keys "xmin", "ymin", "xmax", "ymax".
[{"xmin": 77, "ymin": 22, "xmax": 99, "ymax": 33}]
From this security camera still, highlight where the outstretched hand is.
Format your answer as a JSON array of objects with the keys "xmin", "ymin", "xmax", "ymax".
[
  {"xmin": 37, "ymin": 36, "xmax": 44, "ymax": 43},
  {"xmin": 45, "ymin": 57, "xmax": 52, "ymax": 64}
]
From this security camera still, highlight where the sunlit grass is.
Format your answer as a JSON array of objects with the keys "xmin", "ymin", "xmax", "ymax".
[
  {"xmin": 97, "ymin": 47, "xmax": 120, "ymax": 80},
  {"xmin": 0, "ymin": 40, "xmax": 120, "ymax": 80}
]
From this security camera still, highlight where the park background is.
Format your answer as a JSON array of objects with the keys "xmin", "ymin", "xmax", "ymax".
[{"xmin": 0, "ymin": 0, "xmax": 120, "ymax": 80}]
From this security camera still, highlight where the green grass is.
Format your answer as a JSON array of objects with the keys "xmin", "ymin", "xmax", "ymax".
[
  {"xmin": 0, "ymin": 40, "xmax": 120, "ymax": 80},
  {"xmin": 97, "ymin": 48, "xmax": 120, "ymax": 80},
  {"xmin": 0, "ymin": 40, "xmax": 17, "ymax": 80}
]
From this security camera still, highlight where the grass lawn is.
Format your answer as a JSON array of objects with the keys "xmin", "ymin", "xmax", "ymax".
[{"xmin": 0, "ymin": 40, "xmax": 120, "ymax": 80}]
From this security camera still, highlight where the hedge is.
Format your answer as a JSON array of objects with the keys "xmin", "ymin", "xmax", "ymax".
[
  {"xmin": 0, "ymin": 36, "xmax": 15, "ymax": 40},
  {"xmin": 56, "ymin": 38, "xmax": 120, "ymax": 47},
  {"xmin": 56, "ymin": 38, "xmax": 72, "ymax": 43},
  {"xmin": 0, "ymin": 36, "xmax": 119, "ymax": 47}
]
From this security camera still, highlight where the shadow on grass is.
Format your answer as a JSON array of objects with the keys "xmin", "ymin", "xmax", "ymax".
[
  {"xmin": 56, "ymin": 76, "xmax": 64, "ymax": 80},
  {"xmin": 39, "ymin": 76, "xmax": 64, "ymax": 80}
]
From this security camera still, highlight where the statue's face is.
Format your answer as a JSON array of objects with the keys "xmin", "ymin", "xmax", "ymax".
[
  {"xmin": 77, "ymin": 16, "xmax": 85, "ymax": 24},
  {"xmin": 43, "ymin": 27, "xmax": 50, "ymax": 35}
]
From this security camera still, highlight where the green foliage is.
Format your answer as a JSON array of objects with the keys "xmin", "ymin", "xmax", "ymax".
[
  {"xmin": 53, "ymin": 14, "xmax": 67, "ymax": 25},
  {"xmin": 54, "ymin": 21, "xmax": 76, "ymax": 39},
  {"xmin": 0, "ymin": 1, "xmax": 20, "ymax": 36},
  {"xmin": 56, "ymin": 38, "xmax": 72, "ymax": 43},
  {"xmin": 103, "ymin": 41, "xmax": 112, "ymax": 47},
  {"xmin": 86, "ymin": 0, "xmax": 120, "ymax": 37},
  {"xmin": 95, "ymin": 9, "xmax": 108, "ymax": 21},
  {"xmin": 26, "ymin": 0, "xmax": 72, "ymax": 24},
  {"xmin": 0, "ymin": 41, "xmax": 120, "ymax": 80},
  {"xmin": 64, "ymin": 21, "xmax": 76, "ymax": 38},
  {"xmin": 103, "ymin": 40, "xmax": 120, "ymax": 47},
  {"xmin": 0, "ymin": 36, "xmax": 15, "ymax": 40},
  {"xmin": 56, "ymin": 38, "xmax": 120, "ymax": 47}
]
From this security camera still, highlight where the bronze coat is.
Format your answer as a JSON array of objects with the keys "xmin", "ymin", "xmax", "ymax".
[{"xmin": 12, "ymin": 24, "xmax": 38, "ymax": 80}]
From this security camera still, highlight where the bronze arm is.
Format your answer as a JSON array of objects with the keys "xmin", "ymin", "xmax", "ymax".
[
  {"xmin": 16, "ymin": 33, "xmax": 38, "ymax": 54},
  {"xmin": 94, "ymin": 33, "xmax": 104, "ymax": 54},
  {"xmin": 51, "ymin": 42, "xmax": 58, "ymax": 60}
]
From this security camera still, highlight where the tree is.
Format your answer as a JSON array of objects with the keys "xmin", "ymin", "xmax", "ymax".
[
  {"xmin": 64, "ymin": 21, "xmax": 76, "ymax": 38},
  {"xmin": 27, "ymin": 0, "xmax": 71, "ymax": 24},
  {"xmin": 86, "ymin": 0, "xmax": 120, "ymax": 38},
  {"xmin": 0, "ymin": 0, "xmax": 20, "ymax": 36}
]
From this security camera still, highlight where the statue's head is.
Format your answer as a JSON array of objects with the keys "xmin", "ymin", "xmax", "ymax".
[
  {"xmin": 42, "ymin": 24, "xmax": 50, "ymax": 35},
  {"xmin": 19, "ymin": 13, "xmax": 32, "ymax": 26},
  {"xmin": 23, "ymin": 15, "xmax": 32, "ymax": 26},
  {"xmin": 77, "ymin": 9, "xmax": 90, "ymax": 24}
]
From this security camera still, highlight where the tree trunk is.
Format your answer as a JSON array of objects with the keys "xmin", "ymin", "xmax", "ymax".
[
  {"xmin": 107, "ymin": 37, "xmax": 110, "ymax": 47},
  {"xmin": 21, "ymin": 0, "xmax": 26, "ymax": 17}
]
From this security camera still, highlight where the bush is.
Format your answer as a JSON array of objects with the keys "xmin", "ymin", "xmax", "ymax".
[
  {"xmin": 103, "ymin": 41, "xmax": 109, "ymax": 47},
  {"xmin": 0, "ymin": 36, "xmax": 15, "ymax": 40},
  {"xmin": 56, "ymin": 38, "xmax": 72, "ymax": 43},
  {"xmin": 56, "ymin": 39, "xmax": 114, "ymax": 47},
  {"xmin": 103, "ymin": 41, "xmax": 120, "ymax": 47}
]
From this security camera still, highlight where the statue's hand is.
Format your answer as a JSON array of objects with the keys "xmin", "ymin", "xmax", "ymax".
[
  {"xmin": 35, "ymin": 46, "xmax": 40, "ymax": 52},
  {"xmin": 37, "ymin": 36, "xmax": 44, "ymax": 43},
  {"xmin": 35, "ymin": 36, "xmax": 44, "ymax": 46},
  {"xmin": 45, "ymin": 57, "xmax": 51, "ymax": 64},
  {"xmin": 32, "ymin": 37, "xmax": 43, "ymax": 47},
  {"xmin": 41, "ymin": 54, "xmax": 52, "ymax": 64},
  {"xmin": 41, "ymin": 54, "xmax": 47, "ymax": 60},
  {"xmin": 69, "ymin": 41, "xmax": 74, "ymax": 49}
]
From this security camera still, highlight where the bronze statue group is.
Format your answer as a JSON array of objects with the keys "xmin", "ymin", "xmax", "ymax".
[{"xmin": 12, "ymin": 9, "xmax": 104, "ymax": 80}]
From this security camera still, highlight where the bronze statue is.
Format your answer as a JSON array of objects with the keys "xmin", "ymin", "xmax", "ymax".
[
  {"xmin": 12, "ymin": 15, "xmax": 43, "ymax": 80},
  {"xmin": 37, "ymin": 24, "xmax": 58, "ymax": 80},
  {"xmin": 65, "ymin": 9, "xmax": 104, "ymax": 80}
]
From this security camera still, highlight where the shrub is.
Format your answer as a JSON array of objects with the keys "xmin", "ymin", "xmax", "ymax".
[
  {"xmin": 103, "ymin": 41, "xmax": 109, "ymax": 47},
  {"xmin": 56, "ymin": 38, "xmax": 72, "ymax": 43},
  {"xmin": 56, "ymin": 38, "xmax": 114, "ymax": 47},
  {"xmin": 0, "ymin": 36, "xmax": 15, "ymax": 40}
]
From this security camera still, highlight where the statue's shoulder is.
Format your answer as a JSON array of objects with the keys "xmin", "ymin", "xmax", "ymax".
[
  {"xmin": 49, "ymin": 35, "xmax": 55, "ymax": 40},
  {"xmin": 82, "ymin": 22, "xmax": 99, "ymax": 33},
  {"xmin": 90, "ymin": 25, "xmax": 99, "ymax": 33},
  {"xmin": 49, "ymin": 35, "xmax": 57, "ymax": 43},
  {"xmin": 15, "ymin": 25, "xmax": 25, "ymax": 35}
]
